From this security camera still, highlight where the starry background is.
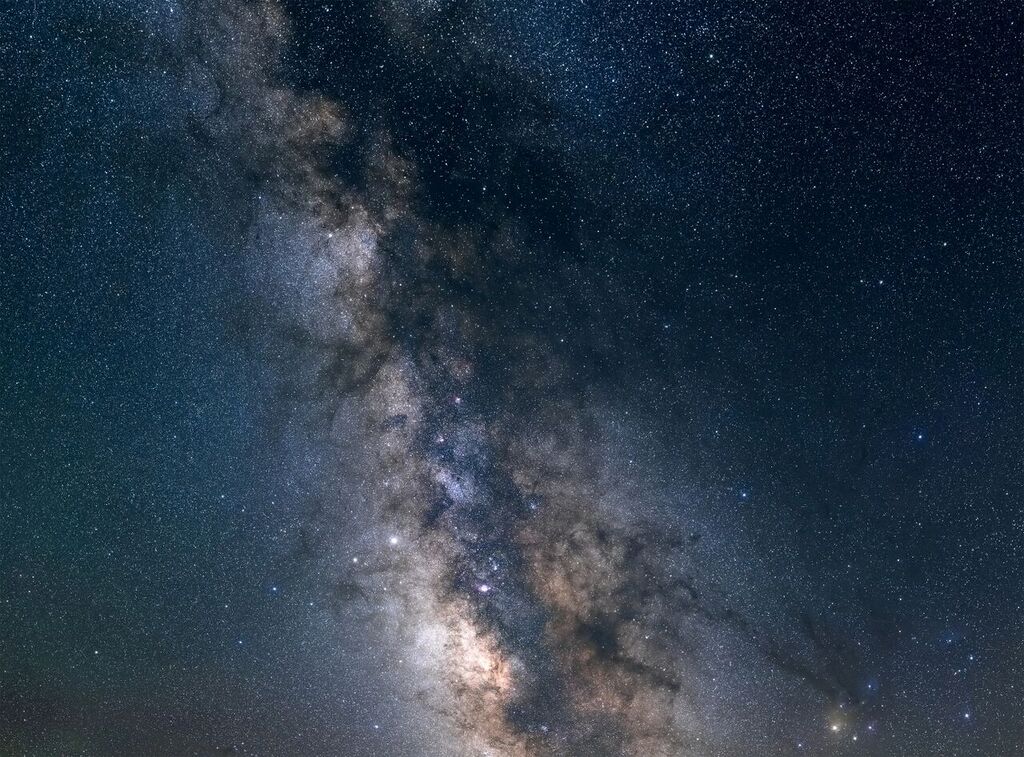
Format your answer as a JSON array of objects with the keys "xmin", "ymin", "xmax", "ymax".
[{"xmin": 2, "ymin": 0, "xmax": 1023, "ymax": 755}]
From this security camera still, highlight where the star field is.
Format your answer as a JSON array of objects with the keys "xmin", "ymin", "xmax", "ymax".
[{"xmin": 2, "ymin": 1, "xmax": 1023, "ymax": 755}]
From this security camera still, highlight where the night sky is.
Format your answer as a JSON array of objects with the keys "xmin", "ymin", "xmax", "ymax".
[{"xmin": 3, "ymin": 1, "xmax": 1023, "ymax": 755}]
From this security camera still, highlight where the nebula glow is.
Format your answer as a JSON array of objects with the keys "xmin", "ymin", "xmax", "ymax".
[{"xmin": 157, "ymin": 2, "xmax": 885, "ymax": 754}]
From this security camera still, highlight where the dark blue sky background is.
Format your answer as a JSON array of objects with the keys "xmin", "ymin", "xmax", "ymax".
[{"xmin": 2, "ymin": 0, "xmax": 1023, "ymax": 754}]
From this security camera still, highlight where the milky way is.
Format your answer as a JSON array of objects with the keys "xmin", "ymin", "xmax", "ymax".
[
  {"xmin": 179, "ymin": 2, "xmax": 872, "ymax": 754},
  {"xmin": 7, "ymin": 0, "xmax": 1024, "ymax": 754}
]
